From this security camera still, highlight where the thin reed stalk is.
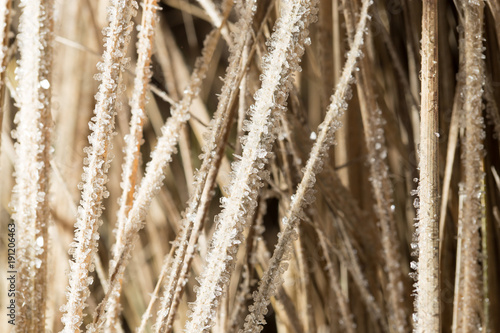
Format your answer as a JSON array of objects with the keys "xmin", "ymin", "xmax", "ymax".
[
  {"xmin": 153, "ymin": 2, "xmax": 256, "ymax": 332},
  {"xmin": 415, "ymin": 0, "xmax": 440, "ymax": 332}
]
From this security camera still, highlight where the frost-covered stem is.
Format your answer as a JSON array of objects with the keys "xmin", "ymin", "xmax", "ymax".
[
  {"xmin": 196, "ymin": 0, "xmax": 232, "ymax": 46},
  {"xmin": 415, "ymin": 1, "xmax": 440, "ymax": 332},
  {"xmin": 184, "ymin": 0, "xmax": 317, "ymax": 330},
  {"xmin": 241, "ymin": 3, "xmax": 370, "ymax": 332},
  {"xmin": 460, "ymin": 0, "xmax": 485, "ymax": 331},
  {"xmin": 343, "ymin": 0, "xmax": 408, "ymax": 330},
  {"xmin": 12, "ymin": 0, "xmax": 53, "ymax": 331},
  {"xmin": 60, "ymin": 1, "xmax": 137, "ymax": 331},
  {"xmin": 0, "ymin": 0, "xmax": 11, "ymax": 150},
  {"xmin": 92, "ymin": 26, "xmax": 223, "ymax": 331},
  {"xmin": 105, "ymin": 1, "xmax": 159, "ymax": 330}
]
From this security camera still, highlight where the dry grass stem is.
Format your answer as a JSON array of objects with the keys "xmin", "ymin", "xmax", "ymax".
[
  {"xmin": 414, "ymin": 0, "xmax": 440, "ymax": 331},
  {"xmin": 11, "ymin": 0, "xmax": 53, "ymax": 331}
]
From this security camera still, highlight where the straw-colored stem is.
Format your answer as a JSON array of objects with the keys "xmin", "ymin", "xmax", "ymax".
[{"xmin": 415, "ymin": 0, "xmax": 440, "ymax": 332}]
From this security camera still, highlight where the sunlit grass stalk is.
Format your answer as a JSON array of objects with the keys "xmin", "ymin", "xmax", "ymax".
[
  {"xmin": 281, "ymin": 111, "xmax": 387, "ymax": 330},
  {"xmin": 60, "ymin": 0, "xmax": 137, "ymax": 331},
  {"xmin": 241, "ymin": 2, "xmax": 370, "ymax": 331},
  {"xmin": 415, "ymin": 0, "xmax": 440, "ymax": 331},
  {"xmin": 12, "ymin": 0, "xmax": 53, "ymax": 331}
]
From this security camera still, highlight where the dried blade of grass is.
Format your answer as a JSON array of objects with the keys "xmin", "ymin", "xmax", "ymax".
[
  {"xmin": 480, "ymin": 172, "xmax": 489, "ymax": 332},
  {"xmin": 158, "ymin": 24, "xmax": 233, "ymax": 191},
  {"xmin": 0, "ymin": 0, "xmax": 11, "ymax": 150},
  {"xmin": 459, "ymin": 0, "xmax": 486, "ymax": 330},
  {"xmin": 371, "ymin": 8, "xmax": 419, "ymax": 110},
  {"xmin": 452, "ymin": 183, "xmax": 466, "ymax": 333},
  {"xmin": 282, "ymin": 104, "xmax": 386, "ymax": 331},
  {"xmin": 241, "ymin": 1, "xmax": 370, "ymax": 332},
  {"xmin": 253, "ymin": 231, "xmax": 305, "ymax": 333},
  {"xmin": 414, "ymin": 0, "xmax": 440, "ymax": 331},
  {"xmin": 439, "ymin": 85, "xmax": 462, "ymax": 258},
  {"xmin": 103, "ymin": 0, "xmax": 161, "ymax": 330},
  {"xmin": 335, "ymin": 215, "xmax": 388, "ymax": 332},
  {"xmin": 60, "ymin": 0, "xmax": 137, "ymax": 331},
  {"xmin": 184, "ymin": 0, "xmax": 317, "ymax": 330},
  {"xmin": 11, "ymin": 0, "xmax": 53, "ymax": 331}
]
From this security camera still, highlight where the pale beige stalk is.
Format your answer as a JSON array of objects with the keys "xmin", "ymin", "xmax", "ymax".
[
  {"xmin": 415, "ymin": 0, "xmax": 440, "ymax": 332},
  {"xmin": 11, "ymin": 0, "xmax": 53, "ymax": 331},
  {"xmin": 60, "ymin": 0, "xmax": 137, "ymax": 331}
]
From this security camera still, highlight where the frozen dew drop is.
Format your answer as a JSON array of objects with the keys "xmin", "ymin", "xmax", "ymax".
[
  {"xmin": 36, "ymin": 236, "xmax": 44, "ymax": 247},
  {"xmin": 40, "ymin": 79, "xmax": 50, "ymax": 89},
  {"xmin": 310, "ymin": 131, "xmax": 317, "ymax": 140}
]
